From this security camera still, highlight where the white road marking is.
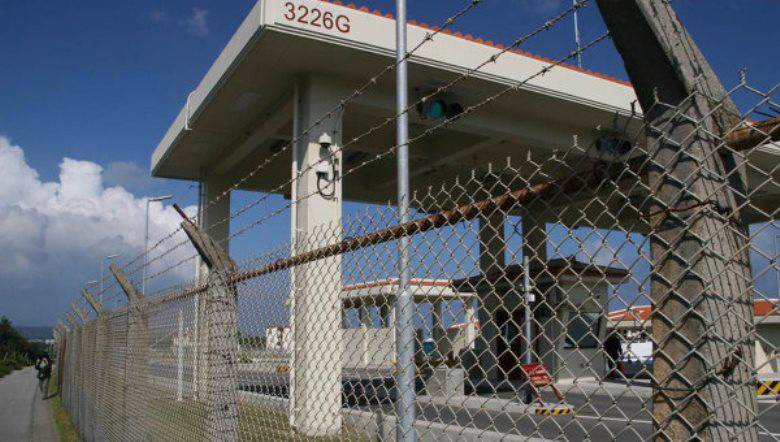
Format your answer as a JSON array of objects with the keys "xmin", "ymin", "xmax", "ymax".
[{"xmin": 571, "ymin": 414, "xmax": 780, "ymax": 438}]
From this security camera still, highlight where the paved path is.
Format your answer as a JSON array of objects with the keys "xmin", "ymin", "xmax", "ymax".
[{"xmin": 0, "ymin": 367, "xmax": 58, "ymax": 441}]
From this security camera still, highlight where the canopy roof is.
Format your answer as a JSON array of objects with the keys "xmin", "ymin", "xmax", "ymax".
[
  {"xmin": 150, "ymin": 0, "xmax": 779, "ymax": 224},
  {"xmin": 151, "ymin": 0, "xmax": 639, "ymax": 202}
]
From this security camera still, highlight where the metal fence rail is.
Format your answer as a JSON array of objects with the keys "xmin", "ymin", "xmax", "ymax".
[
  {"xmin": 50, "ymin": 0, "xmax": 780, "ymax": 440},
  {"xmin": 54, "ymin": 75, "xmax": 779, "ymax": 440}
]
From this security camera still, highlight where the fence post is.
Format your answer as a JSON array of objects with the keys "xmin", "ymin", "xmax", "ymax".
[
  {"xmin": 65, "ymin": 312, "xmax": 82, "ymax": 432},
  {"xmin": 177, "ymin": 307, "xmax": 185, "ymax": 402},
  {"xmin": 72, "ymin": 302, "xmax": 91, "ymax": 441},
  {"xmin": 58, "ymin": 321, "xmax": 71, "ymax": 410},
  {"xmin": 109, "ymin": 264, "xmax": 151, "ymax": 441},
  {"xmin": 84, "ymin": 321, "xmax": 96, "ymax": 442},
  {"xmin": 82, "ymin": 288, "xmax": 105, "ymax": 441},
  {"xmin": 176, "ymin": 204, "xmax": 239, "ymax": 441},
  {"xmin": 595, "ymin": 1, "xmax": 758, "ymax": 439},
  {"xmin": 71, "ymin": 303, "xmax": 88, "ymax": 323}
]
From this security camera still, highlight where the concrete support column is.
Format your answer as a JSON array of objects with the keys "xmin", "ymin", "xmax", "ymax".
[
  {"xmin": 522, "ymin": 214, "xmax": 547, "ymax": 373},
  {"xmin": 290, "ymin": 75, "xmax": 344, "ymax": 436},
  {"xmin": 432, "ymin": 300, "xmax": 446, "ymax": 359},
  {"xmin": 194, "ymin": 176, "xmax": 231, "ymax": 399},
  {"xmin": 464, "ymin": 300, "xmax": 477, "ymax": 349},
  {"xmin": 359, "ymin": 305, "xmax": 372, "ymax": 328},
  {"xmin": 380, "ymin": 304, "xmax": 393, "ymax": 328},
  {"xmin": 359, "ymin": 304, "xmax": 371, "ymax": 367},
  {"xmin": 474, "ymin": 210, "xmax": 506, "ymax": 388}
]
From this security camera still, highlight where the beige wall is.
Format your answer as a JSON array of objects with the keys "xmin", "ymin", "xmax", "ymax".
[
  {"xmin": 343, "ymin": 327, "xmax": 395, "ymax": 368},
  {"xmin": 757, "ymin": 323, "xmax": 780, "ymax": 371}
]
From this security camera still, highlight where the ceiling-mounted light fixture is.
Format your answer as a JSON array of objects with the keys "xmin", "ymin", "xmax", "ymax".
[
  {"xmin": 418, "ymin": 97, "xmax": 463, "ymax": 121},
  {"xmin": 595, "ymin": 132, "xmax": 632, "ymax": 156}
]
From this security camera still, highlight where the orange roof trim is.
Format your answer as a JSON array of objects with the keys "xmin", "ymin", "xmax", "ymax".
[
  {"xmin": 317, "ymin": 0, "xmax": 631, "ymax": 87},
  {"xmin": 609, "ymin": 300, "xmax": 780, "ymax": 322}
]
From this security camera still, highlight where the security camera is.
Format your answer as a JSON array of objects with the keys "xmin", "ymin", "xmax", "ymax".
[
  {"xmin": 316, "ymin": 132, "xmax": 338, "ymax": 199},
  {"xmin": 318, "ymin": 133, "xmax": 333, "ymax": 149}
]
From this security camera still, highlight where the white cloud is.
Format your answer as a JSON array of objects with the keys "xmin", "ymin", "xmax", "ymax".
[
  {"xmin": 184, "ymin": 7, "xmax": 209, "ymax": 37},
  {"xmin": 104, "ymin": 160, "xmax": 157, "ymax": 193},
  {"xmin": 0, "ymin": 136, "xmax": 196, "ymax": 326}
]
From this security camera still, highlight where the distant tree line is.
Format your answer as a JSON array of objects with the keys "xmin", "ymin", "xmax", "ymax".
[{"xmin": 0, "ymin": 316, "xmax": 48, "ymax": 377}]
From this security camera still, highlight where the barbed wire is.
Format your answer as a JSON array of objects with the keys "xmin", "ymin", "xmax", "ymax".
[
  {"xmin": 66, "ymin": 0, "xmax": 602, "ymax": 324},
  {"xmin": 142, "ymin": 29, "xmax": 611, "ymax": 291},
  {"xmin": 135, "ymin": 0, "xmax": 591, "ymax": 286},
  {"xmin": 196, "ymin": 0, "xmax": 590, "ymax": 240},
  {"xmin": 108, "ymin": 0, "xmax": 488, "ymax": 282},
  {"xmin": 76, "ymin": 0, "xmax": 492, "ymax": 308}
]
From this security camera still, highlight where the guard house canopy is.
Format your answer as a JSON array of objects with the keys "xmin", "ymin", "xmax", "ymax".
[
  {"xmin": 151, "ymin": 0, "xmax": 641, "ymax": 206},
  {"xmin": 151, "ymin": 0, "xmax": 780, "ymax": 221}
]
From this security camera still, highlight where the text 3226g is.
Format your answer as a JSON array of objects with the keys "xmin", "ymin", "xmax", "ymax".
[{"xmin": 283, "ymin": 2, "xmax": 351, "ymax": 33}]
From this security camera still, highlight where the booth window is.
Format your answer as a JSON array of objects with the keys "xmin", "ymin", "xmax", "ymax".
[{"xmin": 565, "ymin": 313, "xmax": 601, "ymax": 349}]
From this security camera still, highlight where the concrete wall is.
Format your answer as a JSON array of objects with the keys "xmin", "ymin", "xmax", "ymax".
[
  {"xmin": 437, "ymin": 328, "xmax": 476, "ymax": 359},
  {"xmin": 756, "ymin": 323, "xmax": 780, "ymax": 371},
  {"xmin": 343, "ymin": 327, "xmax": 395, "ymax": 368}
]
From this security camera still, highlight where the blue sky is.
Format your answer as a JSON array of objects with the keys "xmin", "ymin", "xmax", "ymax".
[{"xmin": 0, "ymin": 0, "xmax": 778, "ymax": 327}]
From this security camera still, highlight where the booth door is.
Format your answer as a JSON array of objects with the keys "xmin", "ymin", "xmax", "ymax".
[
  {"xmin": 496, "ymin": 308, "xmax": 527, "ymax": 380},
  {"xmin": 560, "ymin": 312, "xmax": 605, "ymax": 380}
]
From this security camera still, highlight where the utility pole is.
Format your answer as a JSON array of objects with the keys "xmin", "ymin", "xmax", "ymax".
[
  {"xmin": 143, "ymin": 195, "xmax": 172, "ymax": 295},
  {"xmin": 595, "ymin": 1, "xmax": 758, "ymax": 440},
  {"xmin": 394, "ymin": 0, "xmax": 415, "ymax": 440}
]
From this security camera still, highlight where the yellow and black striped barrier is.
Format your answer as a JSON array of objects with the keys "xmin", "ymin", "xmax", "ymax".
[
  {"xmin": 534, "ymin": 406, "xmax": 574, "ymax": 415},
  {"xmin": 757, "ymin": 379, "xmax": 780, "ymax": 396}
]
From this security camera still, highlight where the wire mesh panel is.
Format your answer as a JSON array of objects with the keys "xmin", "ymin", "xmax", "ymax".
[
  {"xmin": 54, "ymin": 76, "xmax": 779, "ymax": 440},
  {"xmin": 49, "ymin": 0, "xmax": 780, "ymax": 439}
]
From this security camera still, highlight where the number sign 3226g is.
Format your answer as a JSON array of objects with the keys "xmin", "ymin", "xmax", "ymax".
[{"xmin": 283, "ymin": 2, "xmax": 351, "ymax": 33}]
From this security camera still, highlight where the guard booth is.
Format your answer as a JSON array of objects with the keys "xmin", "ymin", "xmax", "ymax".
[
  {"xmin": 340, "ymin": 278, "xmax": 476, "ymax": 368},
  {"xmin": 452, "ymin": 258, "xmax": 629, "ymax": 389}
]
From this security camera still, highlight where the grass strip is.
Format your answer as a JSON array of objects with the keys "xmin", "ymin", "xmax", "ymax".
[{"xmin": 48, "ymin": 374, "xmax": 79, "ymax": 442}]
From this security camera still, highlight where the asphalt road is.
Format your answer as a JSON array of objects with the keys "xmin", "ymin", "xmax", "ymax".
[
  {"xmin": 233, "ymin": 369, "xmax": 780, "ymax": 440},
  {"xmin": 0, "ymin": 367, "xmax": 58, "ymax": 441},
  {"xmin": 154, "ymin": 362, "xmax": 780, "ymax": 440},
  {"xmin": 402, "ymin": 392, "xmax": 780, "ymax": 441}
]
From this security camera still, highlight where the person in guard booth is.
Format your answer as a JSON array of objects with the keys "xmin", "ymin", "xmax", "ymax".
[{"xmin": 604, "ymin": 332, "xmax": 623, "ymax": 379}]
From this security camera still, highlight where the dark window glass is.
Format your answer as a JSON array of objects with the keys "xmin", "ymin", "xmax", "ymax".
[{"xmin": 565, "ymin": 313, "xmax": 600, "ymax": 349}]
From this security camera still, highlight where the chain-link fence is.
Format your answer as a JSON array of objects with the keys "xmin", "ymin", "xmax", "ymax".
[
  {"xmin": 54, "ymin": 76, "xmax": 779, "ymax": 440},
  {"xmin": 49, "ymin": 0, "xmax": 780, "ymax": 440}
]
